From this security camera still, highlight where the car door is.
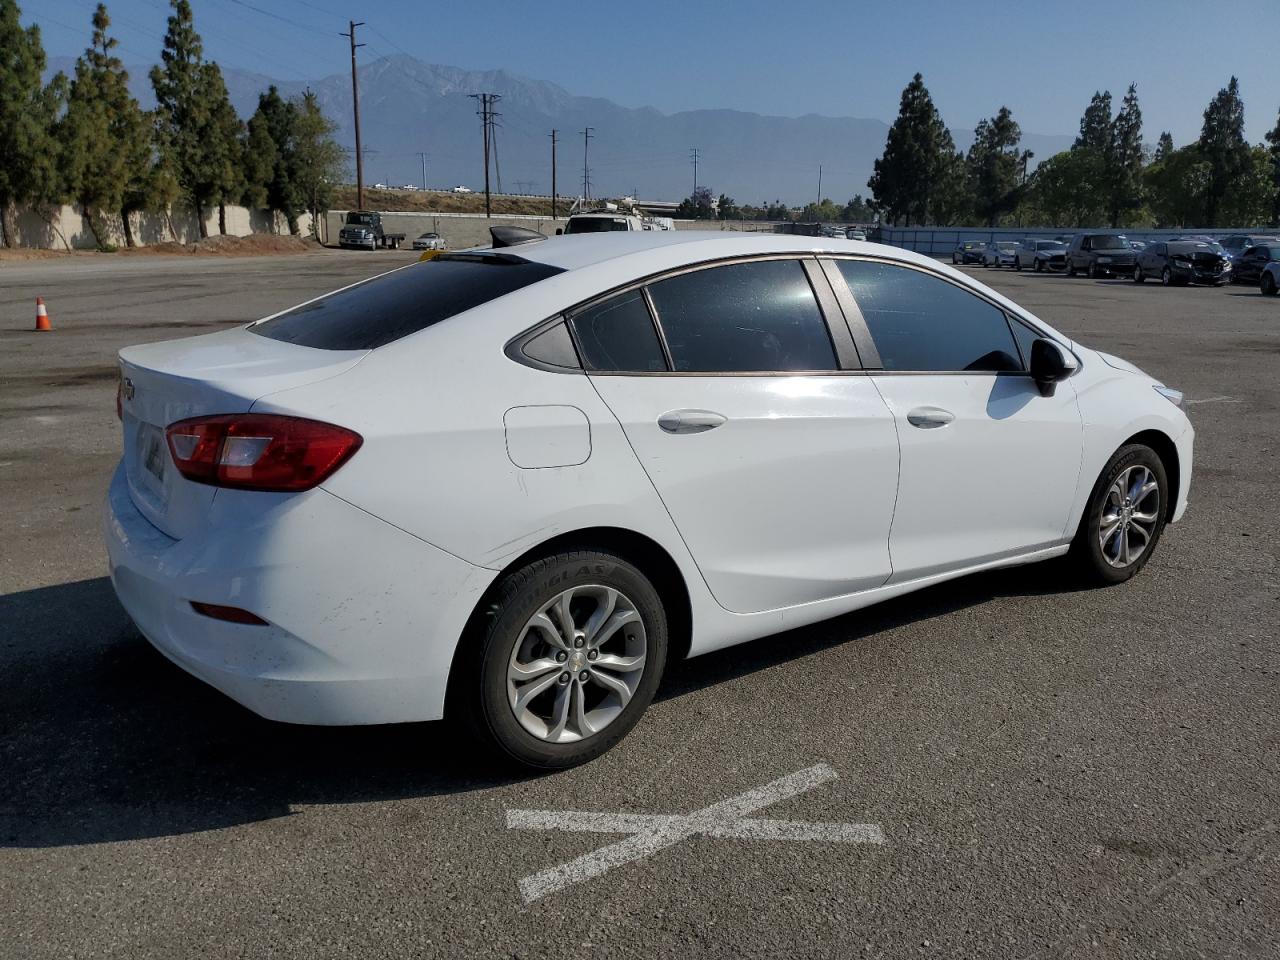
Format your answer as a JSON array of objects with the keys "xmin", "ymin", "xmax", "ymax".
[
  {"xmin": 1238, "ymin": 247, "xmax": 1266, "ymax": 283},
  {"xmin": 828, "ymin": 258, "xmax": 1084, "ymax": 582},
  {"xmin": 577, "ymin": 257, "xmax": 900, "ymax": 615}
]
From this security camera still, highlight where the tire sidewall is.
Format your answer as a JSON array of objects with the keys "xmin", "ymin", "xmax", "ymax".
[
  {"xmin": 472, "ymin": 552, "xmax": 668, "ymax": 769},
  {"xmin": 1075, "ymin": 444, "xmax": 1169, "ymax": 585}
]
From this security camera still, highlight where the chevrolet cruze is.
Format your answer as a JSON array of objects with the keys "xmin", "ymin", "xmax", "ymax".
[{"xmin": 105, "ymin": 231, "xmax": 1194, "ymax": 768}]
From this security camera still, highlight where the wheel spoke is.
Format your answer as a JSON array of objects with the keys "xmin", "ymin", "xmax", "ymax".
[
  {"xmin": 1131, "ymin": 507, "xmax": 1160, "ymax": 523},
  {"xmin": 1129, "ymin": 522, "xmax": 1151, "ymax": 548},
  {"xmin": 571, "ymin": 679, "xmax": 593, "ymax": 737},
  {"xmin": 526, "ymin": 612, "xmax": 569, "ymax": 652},
  {"xmin": 514, "ymin": 669, "xmax": 562, "ymax": 713},
  {"xmin": 508, "ymin": 657, "xmax": 562, "ymax": 682},
  {"xmin": 1099, "ymin": 519, "xmax": 1122, "ymax": 549},
  {"xmin": 589, "ymin": 666, "xmax": 633, "ymax": 707},
  {"xmin": 581, "ymin": 587, "xmax": 618, "ymax": 641},
  {"xmin": 554, "ymin": 588, "xmax": 577, "ymax": 639},
  {"xmin": 1127, "ymin": 467, "xmax": 1149, "ymax": 501},
  {"xmin": 545, "ymin": 680, "xmax": 572, "ymax": 741},
  {"xmin": 590, "ymin": 609, "xmax": 639, "ymax": 648},
  {"xmin": 593, "ymin": 652, "xmax": 646, "ymax": 673}
]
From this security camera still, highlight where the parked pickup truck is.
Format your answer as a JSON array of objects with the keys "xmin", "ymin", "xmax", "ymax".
[{"xmin": 338, "ymin": 211, "xmax": 406, "ymax": 250}]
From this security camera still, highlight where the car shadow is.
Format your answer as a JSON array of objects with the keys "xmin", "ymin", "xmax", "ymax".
[{"xmin": 0, "ymin": 564, "xmax": 1086, "ymax": 848}]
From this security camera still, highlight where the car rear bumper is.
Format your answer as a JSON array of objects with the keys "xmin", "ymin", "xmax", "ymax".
[{"xmin": 103, "ymin": 462, "xmax": 495, "ymax": 725}]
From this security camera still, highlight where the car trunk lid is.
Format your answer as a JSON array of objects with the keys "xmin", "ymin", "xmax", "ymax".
[{"xmin": 118, "ymin": 327, "xmax": 366, "ymax": 540}]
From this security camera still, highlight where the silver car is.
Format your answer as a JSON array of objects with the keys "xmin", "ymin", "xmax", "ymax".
[
  {"xmin": 982, "ymin": 241, "xmax": 1019, "ymax": 268},
  {"xmin": 412, "ymin": 232, "xmax": 446, "ymax": 251}
]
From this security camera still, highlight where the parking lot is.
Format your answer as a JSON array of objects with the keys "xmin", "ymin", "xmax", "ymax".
[{"xmin": 2, "ymin": 249, "xmax": 1278, "ymax": 958}]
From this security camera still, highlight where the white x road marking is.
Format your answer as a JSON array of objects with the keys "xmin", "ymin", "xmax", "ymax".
[{"xmin": 507, "ymin": 763, "xmax": 884, "ymax": 903}]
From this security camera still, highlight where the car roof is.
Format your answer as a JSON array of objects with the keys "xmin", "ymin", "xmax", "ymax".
[{"xmin": 494, "ymin": 230, "xmax": 940, "ymax": 274}]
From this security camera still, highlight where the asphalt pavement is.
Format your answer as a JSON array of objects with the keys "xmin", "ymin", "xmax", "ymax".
[{"xmin": 1, "ymin": 251, "xmax": 1277, "ymax": 959}]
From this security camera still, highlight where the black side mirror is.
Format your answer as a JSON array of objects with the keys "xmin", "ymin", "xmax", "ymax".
[{"xmin": 1029, "ymin": 338, "xmax": 1078, "ymax": 397}]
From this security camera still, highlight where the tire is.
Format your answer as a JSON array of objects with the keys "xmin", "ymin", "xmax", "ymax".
[
  {"xmin": 1069, "ymin": 444, "xmax": 1169, "ymax": 586},
  {"xmin": 1262, "ymin": 273, "xmax": 1278, "ymax": 296},
  {"xmin": 1161, "ymin": 267, "xmax": 1172, "ymax": 286},
  {"xmin": 452, "ymin": 549, "xmax": 668, "ymax": 769},
  {"xmin": 1132, "ymin": 264, "xmax": 1145, "ymax": 283},
  {"xmin": 953, "ymin": 254, "xmax": 960, "ymax": 264},
  {"xmin": 1014, "ymin": 258, "xmax": 1023, "ymax": 272},
  {"xmin": 1089, "ymin": 262, "xmax": 1102, "ymax": 279},
  {"xmin": 1034, "ymin": 259, "xmax": 1043, "ymax": 273},
  {"xmin": 1066, "ymin": 261, "xmax": 1076, "ymax": 277}
]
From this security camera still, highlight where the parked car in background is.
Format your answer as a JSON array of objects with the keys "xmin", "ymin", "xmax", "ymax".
[
  {"xmin": 451, "ymin": 185, "xmax": 473, "ymax": 194},
  {"xmin": 1129, "ymin": 240, "xmax": 1147, "ymax": 252},
  {"xmin": 845, "ymin": 228, "xmax": 867, "ymax": 241},
  {"xmin": 412, "ymin": 231, "xmax": 447, "ymax": 251},
  {"xmin": 952, "ymin": 240, "xmax": 987, "ymax": 264},
  {"xmin": 1231, "ymin": 244, "xmax": 1280, "ymax": 286},
  {"xmin": 1219, "ymin": 234, "xmax": 1280, "ymax": 262},
  {"xmin": 105, "ymin": 230, "xmax": 1193, "ymax": 768},
  {"xmin": 983, "ymin": 241, "xmax": 1020, "ymax": 267},
  {"xmin": 1016, "ymin": 239, "xmax": 1067, "ymax": 272},
  {"xmin": 1133, "ymin": 240, "xmax": 1232, "ymax": 286},
  {"xmin": 1065, "ymin": 233, "xmax": 1137, "ymax": 278},
  {"xmin": 1261, "ymin": 260, "xmax": 1279, "ymax": 296}
]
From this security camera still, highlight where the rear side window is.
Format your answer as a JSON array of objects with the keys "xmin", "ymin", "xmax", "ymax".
[
  {"xmin": 571, "ymin": 290, "xmax": 667, "ymax": 372},
  {"xmin": 835, "ymin": 260, "xmax": 1021, "ymax": 373},
  {"xmin": 251, "ymin": 256, "xmax": 563, "ymax": 350},
  {"xmin": 646, "ymin": 259, "xmax": 837, "ymax": 372}
]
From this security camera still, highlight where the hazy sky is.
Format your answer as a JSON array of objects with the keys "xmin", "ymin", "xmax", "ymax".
[{"xmin": 33, "ymin": 0, "xmax": 1279, "ymax": 146}]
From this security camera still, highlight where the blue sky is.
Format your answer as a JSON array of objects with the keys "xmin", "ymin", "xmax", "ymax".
[{"xmin": 33, "ymin": 0, "xmax": 1279, "ymax": 146}]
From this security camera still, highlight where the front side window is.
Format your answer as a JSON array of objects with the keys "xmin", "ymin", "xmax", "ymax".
[
  {"xmin": 835, "ymin": 260, "xmax": 1021, "ymax": 373},
  {"xmin": 571, "ymin": 290, "xmax": 667, "ymax": 372},
  {"xmin": 1091, "ymin": 235, "xmax": 1128, "ymax": 250},
  {"xmin": 646, "ymin": 259, "xmax": 837, "ymax": 373}
]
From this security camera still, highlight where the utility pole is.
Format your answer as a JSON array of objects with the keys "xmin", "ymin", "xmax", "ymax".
[
  {"xmin": 470, "ymin": 93, "xmax": 499, "ymax": 217},
  {"xmin": 549, "ymin": 129, "xmax": 558, "ymax": 219},
  {"xmin": 416, "ymin": 151, "xmax": 428, "ymax": 191},
  {"xmin": 341, "ymin": 20, "xmax": 366, "ymax": 210},
  {"xmin": 581, "ymin": 127, "xmax": 594, "ymax": 200},
  {"xmin": 816, "ymin": 164, "xmax": 822, "ymax": 210},
  {"xmin": 690, "ymin": 147, "xmax": 700, "ymax": 197}
]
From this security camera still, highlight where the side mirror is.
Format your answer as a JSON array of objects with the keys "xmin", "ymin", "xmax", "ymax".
[
  {"xmin": 1029, "ymin": 338, "xmax": 1078, "ymax": 397},
  {"xmin": 555, "ymin": 228, "xmax": 563, "ymax": 236}
]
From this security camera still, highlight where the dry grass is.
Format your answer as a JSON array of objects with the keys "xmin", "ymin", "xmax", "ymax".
[{"xmin": 331, "ymin": 186, "xmax": 558, "ymax": 217}]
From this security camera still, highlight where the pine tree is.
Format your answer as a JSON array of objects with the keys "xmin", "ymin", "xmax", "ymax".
[
  {"xmin": 1264, "ymin": 107, "xmax": 1280, "ymax": 226},
  {"xmin": 1154, "ymin": 131, "xmax": 1175, "ymax": 163},
  {"xmin": 1107, "ymin": 84, "xmax": 1144, "ymax": 228},
  {"xmin": 202, "ymin": 63, "xmax": 245, "ymax": 235},
  {"xmin": 0, "ymin": 0, "xmax": 62, "ymax": 247},
  {"xmin": 59, "ymin": 4, "xmax": 150, "ymax": 248},
  {"xmin": 1074, "ymin": 91, "xmax": 1114, "ymax": 153},
  {"xmin": 967, "ymin": 107, "xmax": 1022, "ymax": 226},
  {"xmin": 1198, "ymin": 76, "xmax": 1248, "ymax": 227},
  {"xmin": 867, "ymin": 74, "xmax": 957, "ymax": 225},
  {"xmin": 291, "ymin": 91, "xmax": 343, "ymax": 238},
  {"xmin": 251, "ymin": 87, "xmax": 300, "ymax": 233}
]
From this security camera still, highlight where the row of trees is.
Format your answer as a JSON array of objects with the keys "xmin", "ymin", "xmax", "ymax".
[
  {"xmin": 868, "ymin": 72, "xmax": 1280, "ymax": 229},
  {"xmin": 0, "ymin": 0, "xmax": 344, "ymax": 248},
  {"xmin": 675, "ymin": 186, "xmax": 876, "ymax": 223}
]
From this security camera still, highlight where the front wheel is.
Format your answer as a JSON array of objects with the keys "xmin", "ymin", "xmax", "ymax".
[
  {"xmin": 1034, "ymin": 259, "xmax": 1043, "ymax": 273},
  {"xmin": 453, "ymin": 549, "xmax": 668, "ymax": 769},
  {"xmin": 1262, "ymin": 273, "xmax": 1278, "ymax": 296},
  {"xmin": 1161, "ymin": 267, "xmax": 1172, "ymax": 286},
  {"xmin": 1069, "ymin": 444, "xmax": 1168, "ymax": 585},
  {"xmin": 1066, "ymin": 261, "xmax": 1076, "ymax": 277},
  {"xmin": 1132, "ymin": 265, "xmax": 1145, "ymax": 283},
  {"xmin": 1014, "ymin": 258, "xmax": 1022, "ymax": 272}
]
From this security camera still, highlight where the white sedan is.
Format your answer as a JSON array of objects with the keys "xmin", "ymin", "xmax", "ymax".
[
  {"xmin": 106, "ymin": 231, "xmax": 1194, "ymax": 769},
  {"xmin": 411, "ymin": 231, "xmax": 446, "ymax": 251}
]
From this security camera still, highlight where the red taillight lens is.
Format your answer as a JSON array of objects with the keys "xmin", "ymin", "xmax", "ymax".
[{"xmin": 165, "ymin": 414, "xmax": 362, "ymax": 492}]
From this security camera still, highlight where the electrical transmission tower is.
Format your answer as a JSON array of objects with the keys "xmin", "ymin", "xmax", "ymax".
[{"xmin": 581, "ymin": 127, "xmax": 594, "ymax": 200}]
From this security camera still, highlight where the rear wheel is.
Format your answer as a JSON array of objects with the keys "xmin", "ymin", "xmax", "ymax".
[
  {"xmin": 1132, "ymin": 264, "xmax": 1145, "ymax": 283},
  {"xmin": 1069, "ymin": 444, "xmax": 1168, "ymax": 585},
  {"xmin": 1066, "ymin": 261, "xmax": 1076, "ymax": 277},
  {"xmin": 1262, "ymin": 273, "xmax": 1278, "ymax": 296},
  {"xmin": 454, "ymin": 549, "xmax": 668, "ymax": 769},
  {"xmin": 1034, "ymin": 259, "xmax": 1043, "ymax": 273},
  {"xmin": 1014, "ymin": 257, "xmax": 1023, "ymax": 272},
  {"xmin": 1161, "ymin": 267, "xmax": 1172, "ymax": 286}
]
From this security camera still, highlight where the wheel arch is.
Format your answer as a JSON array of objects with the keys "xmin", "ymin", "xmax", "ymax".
[
  {"xmin": 445, "ymin": 526, "xmax": 694, "ymax": 716},
  {"xmin": 1123, "ymin": 428, "xmax": 1180, "ymax": 522}
]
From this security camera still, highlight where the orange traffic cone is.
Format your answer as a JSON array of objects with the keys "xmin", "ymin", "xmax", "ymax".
[{"xmin": 34, "ymin": 296, "xmax": 52, "ymax": 332}]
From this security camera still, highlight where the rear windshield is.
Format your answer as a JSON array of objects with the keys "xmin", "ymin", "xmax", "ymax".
[
  {"xmin": 565, "ymin": 217, "xmax": 629, "ymax": 234},
  {"xmin": 1091, "ymin": 235, "xmax": 1128, "ymax": 250},
  {"xmin": 250, "ymin": 256, "xmax": 564, "ymax": 350}
]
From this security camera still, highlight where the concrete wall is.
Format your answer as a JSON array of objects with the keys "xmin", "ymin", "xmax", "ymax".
[
  {"xmin": 875, "ymin": 225, "xmax": 1263, "ymax": 257},
  {"xmin": 324, "ymin": 210, "xmax": 782, "ymax": 249},
  {"xmin": 8, "ymin": 204, "xmax": 312, "ymax": 250}
]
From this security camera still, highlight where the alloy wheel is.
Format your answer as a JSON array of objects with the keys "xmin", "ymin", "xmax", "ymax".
[
  {"xmin": 1162, "ymin": 268, "xmax": 1171, "ymax": 286},
  {"xmin": 1097, "ymin": 464, "xmax": 1161, "ymax": 568},
  {"xmin": 506, "ymin": 584, "xmax": 647, "ymax": 743}
]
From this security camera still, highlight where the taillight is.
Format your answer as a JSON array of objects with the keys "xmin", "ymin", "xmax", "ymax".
[{"xmin": 165, "ymin": 414, "xmax": 362, "ymax": 492}]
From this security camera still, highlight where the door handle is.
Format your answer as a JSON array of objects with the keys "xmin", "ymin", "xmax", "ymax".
[
  {"xmin": 658, "ymin": 409, "xmax": 727, "ymax": 435},
  {"xmin": 906, "ymin": 406, "xmax": 955, "ymax": 429}
]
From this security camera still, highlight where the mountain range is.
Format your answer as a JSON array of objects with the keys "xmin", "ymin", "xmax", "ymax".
[{"xmin": 45, "ymin": 54, "xmax": 1073, "ymax": 205}]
